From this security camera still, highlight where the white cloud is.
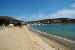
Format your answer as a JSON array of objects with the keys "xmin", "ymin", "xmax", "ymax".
[
  {"xmin": 15, "ymin": 15, "xmax": 26, "ymax": 20},
  {"xmin": 15, "ymin": 14, "xmax": 46, "ymax": 21},
  {"xmin": 15, "ymin": 15, "xmax": 38, "ymax": 21},
  {"xmin": 71, "ymin": 3, "xmax": 75, "ymax": 7},
  {"xmin": 35, "ymin": 9, "xmax": 75, "ymax": 19},
  {"xmin": 49, "ymin": 9, "xmax": 75, "ymax": 18},
  {"xmin": 13, "ymin": 3, "xmax": 75, "ymax": 21},
  {"xmin": 15, "ymin": 9, "xmax": 75, "ymax": 21}
]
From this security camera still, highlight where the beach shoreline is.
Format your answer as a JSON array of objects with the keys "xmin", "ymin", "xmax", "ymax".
[
  {"xmin": 0, "ymin": 26, "xmax": 74, "ymax": 50},
  {"xmin": 0, "ymin": 26, "xmax": 55, "ymax": 50},
  {"xmin": 28, "ymin": 27, "xmax": 75, "ymax": 50}
]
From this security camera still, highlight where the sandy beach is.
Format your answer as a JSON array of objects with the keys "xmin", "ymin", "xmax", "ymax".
[{"xmin": 0, "ymin": 26, "xmax": 70, "ymax": 50}]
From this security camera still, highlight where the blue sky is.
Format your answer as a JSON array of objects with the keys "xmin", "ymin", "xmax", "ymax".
[{"xmin": 0, "ymin": 0, "xmax": 75, "ymax": 21}]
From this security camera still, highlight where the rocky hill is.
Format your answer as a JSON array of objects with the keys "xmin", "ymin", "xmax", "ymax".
[
  {"xmin": 0, "ymin": 16, "xmax": 24, "ymax": 26},
  {"xmin": 27, "ymin": 18, "xmax": 75, "ymax": 24}
]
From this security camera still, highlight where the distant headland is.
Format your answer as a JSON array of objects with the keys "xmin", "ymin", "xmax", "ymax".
[{"xmin": 26, "ymin": 18, "xmax": 75, "ymax": 25}]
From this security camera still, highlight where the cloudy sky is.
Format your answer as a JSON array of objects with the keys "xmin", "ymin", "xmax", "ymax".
[{"xmin": 0, "ymin": 0, "xmax": 75, "ymax": 21}]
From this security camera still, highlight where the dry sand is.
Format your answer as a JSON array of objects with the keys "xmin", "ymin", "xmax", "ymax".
[{"xmin": 0, "ymin": 26, "xmax": 70, "ymax": 50}]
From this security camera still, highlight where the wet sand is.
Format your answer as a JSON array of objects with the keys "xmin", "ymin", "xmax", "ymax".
[{"xmin": 29, "ymin": 28, "xmax": 71, "ymax": 50}]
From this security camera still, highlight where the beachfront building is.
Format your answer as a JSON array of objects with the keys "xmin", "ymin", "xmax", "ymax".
[
  {"xmin": 26, "ymin": 18, "xmax": 75, "ymax": 25},
  {"xmin": 53, "ymin": 20, "xmax": 61, "ymax": 24}
]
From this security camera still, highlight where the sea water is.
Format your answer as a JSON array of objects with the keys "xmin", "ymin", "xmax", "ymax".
[{"xmin": 30, "ymin": 24, "xmax": 75, "ymax": 41}]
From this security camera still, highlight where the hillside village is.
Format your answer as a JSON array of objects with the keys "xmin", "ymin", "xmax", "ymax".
[{"xmin": 26, "ymin": 18, "xmax": 75, "ymax": 25}]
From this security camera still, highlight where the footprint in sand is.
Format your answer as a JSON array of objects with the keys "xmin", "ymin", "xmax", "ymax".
[
  {"xmin": 51, "ymin": 46, "xmax": 54, "ymax": 48},
  {"xmin": 0, "ymin": 33, "xmax": 3, "ymax": 34},
  {"xmin": 43, "ymin": 39, "xmax": 44, "ymax": 41},
  {"xmin": 49, "ymin": 44, "xmax": 51, "ymax": 46},
  {"xmin": 55, "ymin": 48, "xmax": 60, "ymax": 50},
  {"xmin": 58, "ymin": 49, "xmax": 60, "ymax": 50},
  {"xmin": 39, "ymin": 48, "xmax": 40, "ymax": 49},
  {"xmin": 38, "ymin": 44, "xmax": 39, "ymax": 45},
  {"xmin": 37, "ymin": 41, "xmax": 38, "ymax": 42}
]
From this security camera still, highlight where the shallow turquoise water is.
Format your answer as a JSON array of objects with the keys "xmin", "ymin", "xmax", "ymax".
[{"xmin": 30, "ymin": 24, "xmax": 75, "ymax": 41}]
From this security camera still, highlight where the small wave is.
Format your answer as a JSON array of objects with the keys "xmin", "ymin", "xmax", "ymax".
[
  {"xmin": 28, "ymin": 27, "xmax": 75, "ymax": 44},
  {"xmin": 51, "ymin": 35, "xmax": 75, "ymax": 43}
]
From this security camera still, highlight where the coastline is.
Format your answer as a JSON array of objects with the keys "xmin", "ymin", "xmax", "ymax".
[
  {"xmin": 28, "ymin": 27, "xmax": 75, "ymax": 50},
  {"xmin": 0, "ymin": 26, "xmax": 74, "ymax": 50},
  {"xmin": 0, "ymin": 26, "xmax": 55, "ymax": 50}
]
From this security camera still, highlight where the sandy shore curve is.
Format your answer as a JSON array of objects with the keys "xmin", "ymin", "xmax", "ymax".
[{"xmin": 0, "ymin": 26, "xmax": 70, "ymax": 50}]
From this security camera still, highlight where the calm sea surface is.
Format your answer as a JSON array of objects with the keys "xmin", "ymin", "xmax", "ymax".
[{"xmin": 30, "ymin": 24, "xmax": 75, "ymax": 41}]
